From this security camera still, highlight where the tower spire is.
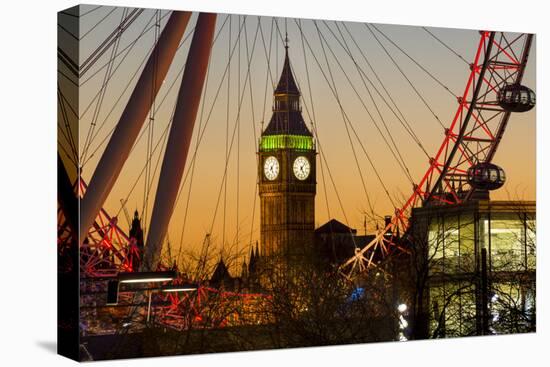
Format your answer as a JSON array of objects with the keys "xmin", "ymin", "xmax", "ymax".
[
  {"xmin": 261, "ymin": 42, "xmax": 311, "ymax": 136},
  {"xmin": 274, "ymin": 43, "xmax": 299, "ymax": 97}
]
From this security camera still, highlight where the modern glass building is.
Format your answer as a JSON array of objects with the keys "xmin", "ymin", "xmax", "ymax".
[{"xmin": 410, "ymin": 200, "xmax": 535, "ymax": 337}]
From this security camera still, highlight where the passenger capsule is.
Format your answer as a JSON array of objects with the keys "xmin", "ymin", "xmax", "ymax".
[
  {"xmin": 497, "ymin": 84, "xmax": 536, "ymax": 112},
  {"xmin": 467, "ymin": 163, "xmax": 506, "ymax": 191}
]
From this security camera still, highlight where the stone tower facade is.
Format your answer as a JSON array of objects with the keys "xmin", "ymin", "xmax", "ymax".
[{"xmin": 258, "ymin": 45, "xmax": 316, "ymax": 271}]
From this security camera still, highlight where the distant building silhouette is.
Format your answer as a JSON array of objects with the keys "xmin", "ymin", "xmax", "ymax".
[
  {"xmin": 314, "ymin": 218, "xmax": 375, "ymax": 267},
  {"xmin": 210, "ymin": 258, "xmax": 234, "ymax": 288},
  {"xmin": 128, "ymin": 210, "xmax": 144, "ymax": 271}
]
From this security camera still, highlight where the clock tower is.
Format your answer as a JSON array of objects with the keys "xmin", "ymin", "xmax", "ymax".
[{"xmin": 258, "ymin": 43, "xmax": 316, "ymax": 273}]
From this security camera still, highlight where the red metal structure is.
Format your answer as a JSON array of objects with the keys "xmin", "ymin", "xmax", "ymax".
[
  {"xmin": 59, "ymin": 179, "xmax": 269, "ymax": 332},
  {"xmin": 340, "ymin": 31, "xmax": 534, "ymax": 278}
]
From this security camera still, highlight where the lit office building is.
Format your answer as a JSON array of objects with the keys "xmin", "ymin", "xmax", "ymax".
[{"xmin": 410, "ymin": 200, "xmax": 535, "ymax": 337}]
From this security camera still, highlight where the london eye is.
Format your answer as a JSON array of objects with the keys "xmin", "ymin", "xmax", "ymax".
[{"xmin": 57, "ymin": 6, "xmax": 535, "ymax": 332}]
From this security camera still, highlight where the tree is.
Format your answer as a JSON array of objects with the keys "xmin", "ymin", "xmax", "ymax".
[{"xmin": 247, "ymin": 254, "xmax": 399, "ymax": 348}]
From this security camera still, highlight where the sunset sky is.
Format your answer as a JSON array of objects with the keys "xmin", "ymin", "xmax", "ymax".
[{"xmin": 60, "ymin": 5, "xmax": 536, "ymax": 271}]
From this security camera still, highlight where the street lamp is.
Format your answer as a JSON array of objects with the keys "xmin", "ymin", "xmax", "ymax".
[
  {"xmin": 161, "ymin": 283, "xmax": 198, "ymax": 292},
  {"xmin": 116, "ymin": 270, "xmax": 176, "ymax": 322},
  {"xmin": 105, "ymin": 271, "xmax": 194, "ymax": 323},
  {"xmin": 397, "ymin": 303, "xmax": 409, "ymax": 341},
  {"xmin": 118, "ymin": 270, "xmax": 176, "ymax": 284}
]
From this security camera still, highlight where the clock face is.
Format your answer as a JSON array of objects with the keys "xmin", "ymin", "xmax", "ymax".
[
  {"xmin": 264, "ymin": 156, "xmax": 280, "ymax": 181},
  {"xmin": 293, "ymin": 156, "xmax": 311, "ymax": 180}
]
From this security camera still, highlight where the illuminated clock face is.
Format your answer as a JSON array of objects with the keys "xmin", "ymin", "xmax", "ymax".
[
  {"xmin": 293, "ymin": 156, "xmax": 310, "ymax": 180},
  {"xmin": 264, "ymin": 156, "xmax": 280, "ymax": 181}
]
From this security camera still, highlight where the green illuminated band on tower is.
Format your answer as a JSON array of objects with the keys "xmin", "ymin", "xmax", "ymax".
[{"xmin": 260, "ymin": 134, "xmax": 315, "ymax": 151}]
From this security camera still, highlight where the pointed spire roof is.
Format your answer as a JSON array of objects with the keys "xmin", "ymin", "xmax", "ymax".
[
  {"xmin": 274, "ymin": 48, "xmax": 300, "ymax": 96},
  {"xmin": 262, "ymin": 42, "xmax": 312, "ymax": 137},
  {"xmin": 249, "ymin": 241, "xmax": 259, "ymax": 274},
  {"xmin": 211, "ymin": 258, "xmax": 232, "ymax": 285},
  {"xmin": 241, "ymin": 259, "xmax": 248, "ymax": 278},
  {"xmin": 315, "ymin": 219, "xmax": 357, "ymax": 235}
]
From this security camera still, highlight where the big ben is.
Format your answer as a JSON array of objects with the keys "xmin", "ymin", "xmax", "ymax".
[{"xmin": 258, "ymin": 42, "xmax": 316, "ymax": 271}]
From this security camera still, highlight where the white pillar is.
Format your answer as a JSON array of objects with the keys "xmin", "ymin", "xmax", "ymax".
[
  {"xmin": 79, "ymin": 12, "xmax": 192, "ymax": 245},
  {"xmin": 142, "ymin": 13, "xmax": 217, "ymax": 270}
]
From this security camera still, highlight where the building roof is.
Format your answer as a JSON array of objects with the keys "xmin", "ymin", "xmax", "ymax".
[
  {"xmin": 314, "ymin": 219, "xmax": 378, "ymax": 265},
  {"xmin": 262, "ymin": 48, "xmax": 312, "ymax": 137},
  {"xmin": 210, "ymin": 258, "xmax": 233, "ymax": 285},
  {"xmin": 274, "ymin": 48, "xmax": 300, "ymax": 96},
  {"xmin": 412, "ymin": 199, "xmax": 536, "ymax": 217},
  {"xmin": 315, "ymin": 219, "xmax": 357, "ymax": 235},
  {"xmin": 263, "ymin": 111, "xmax": 312, "ymax": 136}
]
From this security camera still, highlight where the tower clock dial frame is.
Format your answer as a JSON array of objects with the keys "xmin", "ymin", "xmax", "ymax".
[
  {"xmin": 264, "ymin": 156, "xmax": 280, "ymax": 181},
  {"xmin": 293, "ymin": 156, "xmax": 311, "ymax": 180}
]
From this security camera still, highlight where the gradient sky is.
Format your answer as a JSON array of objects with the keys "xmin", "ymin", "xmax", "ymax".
[{"xmin": 59, "ymin": 5, "xmax": 536, "ymax": 273}]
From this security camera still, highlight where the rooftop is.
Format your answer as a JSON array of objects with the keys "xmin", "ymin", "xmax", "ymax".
[{"xmin": 262, "ymin": 47, "xmax": 313, "ymax": 138}]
